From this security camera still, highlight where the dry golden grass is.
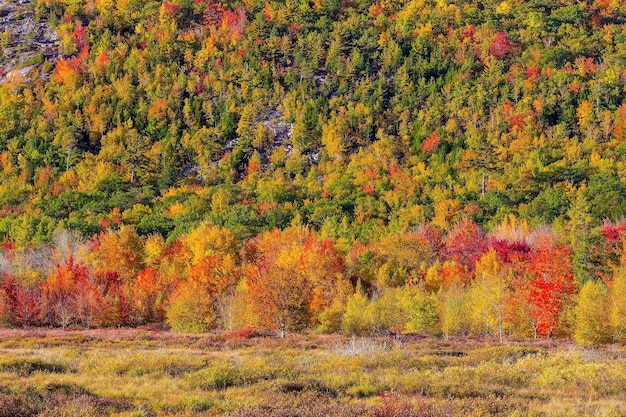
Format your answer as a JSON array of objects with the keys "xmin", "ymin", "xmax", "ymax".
[{"xmin": 0, "ymin": 330, "xmax": 625, "ymax": 416}]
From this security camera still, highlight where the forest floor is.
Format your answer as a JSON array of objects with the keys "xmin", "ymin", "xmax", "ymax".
[{"xmin": 0, "ymin": 329, "xmax": 625, "ymax": 416}]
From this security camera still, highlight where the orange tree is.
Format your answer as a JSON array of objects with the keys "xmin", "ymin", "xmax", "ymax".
[{"xmin": 242, "ymin": 227, "xmax": 350, "ymax": 337}]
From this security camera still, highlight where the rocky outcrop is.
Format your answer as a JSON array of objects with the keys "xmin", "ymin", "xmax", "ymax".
[
  {"xmin": 260, "ymin": 109, "xmax": 293, "ymax": 155},
  {"xmin": 0, "ymin": 0, "xmax": 60, "ymax": 84}
]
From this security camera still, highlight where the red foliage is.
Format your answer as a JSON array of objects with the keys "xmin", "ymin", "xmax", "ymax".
[
  {"xmin": 613, "ymin": 104, "xmax": 626, "ymax": 141},
  {"xmin": 162, "ymin": 1, "xmax": 181, "ymax": 19},
  {"xmin": 95, "ymin": 50, "xmax": 109, "ymax": 67},
  {"xmin": 288, "ymin": 23, "xmax": 301, "ymax": 34},
  {"xmin": 72, "ymin": 21, "xmax": 87, "ymax": 52},
  {"xmin": 416, "ymin": 223, "xmax": 444, "ymax": 257},
  {"xmin": 188, "ymin": 255, "xmax": 231, "ymax": 296},
  {"xmin": 421, "ymin": 132, "xmax": 441, "ymax": 154},
  {"xmin": 14, "ymin": 286, "xmax": 42, "ymax": 326},
  {"xmin": 444, "ymin": 218, "xmax": 487, "ymax": 270},
  {"xmin": 490, "ymin": 239, "xmax": 531, "ymax": 263},
  {"xmin": 54, "ymin": 47, "xmax": 89, "ymax": 83},
  {"xmin": 2, "ymin": 275, "xmax": 42, "ymax": 327},
  {"xmin": 388, "ymin": 163, "xmax": 401, "ymax": 178},
  {"xmin": 377, "ymin": 390, "xmax": 413, "ymax": 417},
  {"xmin": 194, "ymin": 77, "xmax": 206, "ymax": 95},
  {"xmin": 41, "ymin": 257, "xmax": 101, "ymax": 327},
  {"xmin": 221, "ymin": 7, "xmax": 247, "ymax": 43},
  {"xmin": 527, "ymin": 66, "xmax": 540, "ymax": 79},
  {"xmin": 125, "ymin": 267, "xmax": 167, "ymax": 324},
  {"xmin": 509, "ymin": 112, "xmax": 533, "ymax": 132},
  {"xmin": 525, "ymin": 240, "xmax": 577, "ymax": 337},
  {"xmin": 263, "ymin": 2, "xmax": 273, "ymax": 21},
  {"xmin": 489, "ymin": 32, "xmax": 512, "ymax": 60},
  {"xmin": 201, "ymin": 1, "xmax": 225, "ymax": 26},
  {"xmin": 460, "ymin": 25, "xmax": 475, "ymax": 41},
  {"xmin": 440, "ymin": 261, "xmax": 468, "ymax": 287},
  {"xmin": 602, "ymin": 219, "xmax": 626, "ymax": 242},
  {"xmin": 224, "ymin": 326, "xmax": 259, "ymax": 339},
  {"xmin": 104, "ymin": 271, "xmax": 122, "ymax": 294},
  {"xmin": 2, "ymin": 242, "xmax": 15, "ymax": 255},
  {"xmin": 223, "ymin": 8, "xmax": 245, "ymax": 30},
  {"xmin": 575, "ymin": 56, "xmax": 596, "ymax": 76},
  {"xmin": 363, "ymin": 184, "xmax": 376, "ymax": 196}
]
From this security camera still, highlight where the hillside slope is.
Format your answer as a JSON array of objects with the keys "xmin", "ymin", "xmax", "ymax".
[{"xmin": 1, "ymin": 0, "xmax": 626, "ymax": 245}]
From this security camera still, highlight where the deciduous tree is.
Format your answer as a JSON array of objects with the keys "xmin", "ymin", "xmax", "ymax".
[
  {"xmin": 574, "ymin": 280, "xmax": 611, "ymax": 346},
  {"xmin": 525, "ymin": 239, "xmax": 577, "ymax": 338}
]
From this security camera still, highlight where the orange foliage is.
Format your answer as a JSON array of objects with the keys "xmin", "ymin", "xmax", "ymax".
[
  {"xmin": 95, "ymin": 50, "xmax": 109, "ymax": 67},
  {"xmin": 41, "ymin": 257, "xmax": 101, "ymax": 327},
  {"xmin": 421, "ymin": 132, "xmax": 441, "ymax": 154},
  {"xmin": 243, "ymin": 228, "xmax": 349, "ymax": 335}
]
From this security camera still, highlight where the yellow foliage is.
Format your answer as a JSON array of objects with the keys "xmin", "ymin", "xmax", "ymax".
[
  {"xmin": 144, "ymin": 234, "xmax": 166, "ymax": 267},
  {"xmin": 575, "ymin": 280, "xmax": 611, "ymax": 346},
  {"xmin": 88, "ymin": 225, "xmax": 144, "ymax": 282},
  {"xmin": 610, "ymin": 268, "xmax": 626, "ymax": 342},
  {"xmin": 167, "ymin": 203, "xmax": 185, "ymax": 219},
  {"xmin": 432, "ymin": 199, "xmax": 461, "ymax": 230},
  {"xmin": 491, "ymin": 214, "xmax": 531, "ymax": 243},
  {"xmin": 441, "ymin": 283, "xmax": 471, "ymax": 337},
  {"xmin": 166, "ymin": 280, "xmax": 215, "ymax": 333},
  {"xmin": 183, "ymin": 222, "xmax": 239, "ymax": 265},
  {"xmin": 496, "ymin": 1, "xmax": 511, "ymax": 14},
  {"xmin": 466, "ymin": 250, "xmax": 510, "ymax": 341}
]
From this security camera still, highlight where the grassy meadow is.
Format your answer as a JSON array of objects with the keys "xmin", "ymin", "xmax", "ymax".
[{"xmin": 0, "ymin": 329, "xmax": 625, "ymax": 417}]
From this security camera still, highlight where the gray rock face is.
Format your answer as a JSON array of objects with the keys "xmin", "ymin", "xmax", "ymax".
[
  {"xmin": 260, "ymin": 109, "xmax": 293, "ymax": 154},
  {"xmin": 0, "ymin": 0, "xmax": 60, "ymax": 84}
]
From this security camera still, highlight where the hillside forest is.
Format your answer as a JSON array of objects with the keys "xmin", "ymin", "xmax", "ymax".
[{"xmin": 2, "ymin": 0, "xmax": 626, "ymax": 344}]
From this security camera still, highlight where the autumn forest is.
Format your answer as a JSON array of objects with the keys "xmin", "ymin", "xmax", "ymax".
[{"xmin": 2, "ymin": 0, "xmax": 626, "ymax": 348}]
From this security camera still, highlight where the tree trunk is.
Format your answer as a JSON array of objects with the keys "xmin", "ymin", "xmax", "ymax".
[{"xmin": 482, "ymin": 170, "xmax": 486, "ymax": 195}]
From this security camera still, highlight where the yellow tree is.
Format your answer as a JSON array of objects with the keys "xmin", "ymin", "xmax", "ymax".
[
  {"xmin": 340, "ymin": 285, "xmax": 371, "ymax": 336},
  {"xmin": 575, "ymin": 280, "xmax": 611, "ymax": 346},
  {"xmin": 610, "ymin": 266, "xmax": 626, "ymax": 342},
  {"xmin": 166, "ymin": 255, "xmax": 239, "ymax": 333},
  {"xmin": 183, "ymin": 222, "xmax": 239, "ymax": 265},
  {"xmin": 88, "ymin": 225, "xmax": 144, "ymax": 283},
  {"xmin": 143, "ymin": 233, "xmax": 167, "ymax": 268},
  {"xmin": 321, "ymin": 113, "xmax": 349, "ymax": 162},
  {"xmin": 400, "ymin": 284, "xmax": 440, "ymax": 336},
  {"xmin": 440, "ymin": 283, "xmax": 471, "ymax": 337},
  {"xmin": 466, "ymin": 250, "xmax": 511, "ymax": 342}
]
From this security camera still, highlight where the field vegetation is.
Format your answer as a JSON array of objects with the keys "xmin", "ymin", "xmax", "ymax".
[{"xmin": 0, "ymin": 329, "xmax": 625, "ymax": 417}]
